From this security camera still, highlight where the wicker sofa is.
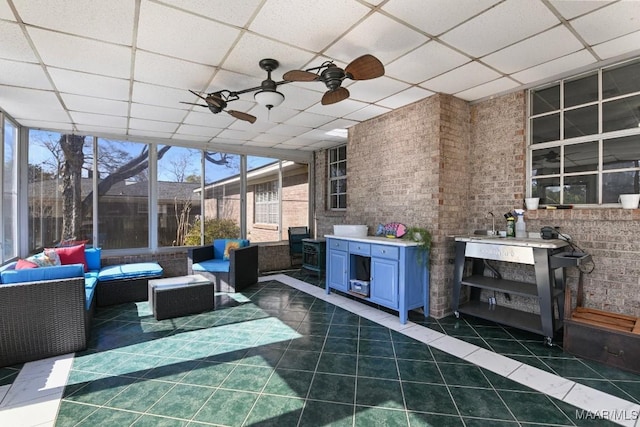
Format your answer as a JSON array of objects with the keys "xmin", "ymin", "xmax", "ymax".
[{"xmin": 187, "ymin": 239, "xmax": 258, "ymax": 293}]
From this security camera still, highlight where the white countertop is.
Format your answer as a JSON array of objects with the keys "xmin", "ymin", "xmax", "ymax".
[{"xmin": 324, "ymin": 234, "xmax": 419, "ymax": 247}]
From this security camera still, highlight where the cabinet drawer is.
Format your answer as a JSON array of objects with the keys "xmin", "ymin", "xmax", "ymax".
[
  {"xmin": 328, "ymin": 239, "xmax": 348, "ymax": 251},
  {"xmin": 371, "ymin": 244, "xmax": 399, "ymax": 260},
  {"xmin": 349, "ymin": 241, "xmax": 370, "ymax": 256}
]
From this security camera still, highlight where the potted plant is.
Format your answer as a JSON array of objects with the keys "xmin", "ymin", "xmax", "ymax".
[{"xmin": 403, "ymin": 226, "xmax": 432, "ymax": 265}]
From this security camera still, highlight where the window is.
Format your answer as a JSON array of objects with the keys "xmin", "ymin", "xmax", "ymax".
[
  {"xmin": 328, "ymin": 145, "xmax": 347, "ymax": 210},
  {"xmin": 255, "ymin": 181, "xmax": 279, "ymax": 224},
  {"xmin": 529, "ymin": 58, "xmax": 640, "ymax": 205},
  {"xmin": 2, "ymin": 118, "xmax": 18, "ymax": 261}
]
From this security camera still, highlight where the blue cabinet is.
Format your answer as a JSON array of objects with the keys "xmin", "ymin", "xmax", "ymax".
[{"xmin": 325, "ymin": 236, "xmax": 429, "ymax": 324}]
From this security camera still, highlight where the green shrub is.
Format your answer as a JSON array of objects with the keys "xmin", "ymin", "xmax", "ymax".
[{"xmin": 184, "ymin": 218, "xmax": 240, "ymax": 246}]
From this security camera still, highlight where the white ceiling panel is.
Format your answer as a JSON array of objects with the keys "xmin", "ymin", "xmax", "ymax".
[
  {"xmin": 137, "ymin": 1, "xmax": 240, "ymax": 65},
  {"xmin": 61, "ymin": 94, "xmax": 129, "ymax": 116},
  {"xmin": 421, "ymin": 62, "xmax": 501, "ymax": 95},
  {"xmin": 0, "ymin": 59, "xmax": 51, "ymax": 90},
  {"xmin": 48, "ymin": 68, "xmax": 130, "ymax": 101},
  {"xmin": 134, "ymin": 51, "xmax": 215, "ymax": 89},
  {"xmin": 12, "ymin": 0, "xmax": 135, "ymax": 45},
  {"xmin": 386, "ymin": 41, "xmax": 469, "ymax": 84},
  {"xmin": 0, "ymin": 21, "xmax": 38, "ymax": 62},
  {"xmin": 17, "ymin": 119, "xmax": 73, "ymax": 132},
  {"xmin": 27, "ymin": 28, "xmax": 132, "ymax": 78},
  {"xmin": 326, "ymin": 12, "xmax": 428, "ymax": 65},
  {"xmin": 382, "ymin": 0, "xmax": 499, "ymax": 36},
  {"xmin": 482, "ymin": 26, "xmax": 584, "ymax": 74},
  {"xmin": 510, "ymin": 50, "xmax": 597, "ymax": 84},
  {"xmin": 440, "ymin": 0, "xmax": 559, "ymax": 57},
  {"xmin": 249, "ymin": 0, "xmax": 369, "ymax": 52},
  {"xmin": 1, "ymin": 1, "xmax": 639, "ymax": 153},
  {"xmin": 570, "ymin": 1, "xmax": 640, "ymax": 45},
  {"xmin": 455, "ymin": 77, "xmax": 521, "ymax": 101}
]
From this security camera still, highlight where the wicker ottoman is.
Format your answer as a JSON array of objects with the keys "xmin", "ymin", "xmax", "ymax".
[{"xmin": 148, "ymin": 274, "xmax": 213, "ymax": 320}]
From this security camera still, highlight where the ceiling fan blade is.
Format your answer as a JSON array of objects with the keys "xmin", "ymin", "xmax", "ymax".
[
  {"xmin": 283, "ymin": 70, "xmax": 319, "ymax": 82},
  {"xmin": 227, "ymin": 110, "xmax": 257, "ymax": 124},
  {"xmin": 180, "ymin": 101, "xmax": 207, "ymax": 107},
  {"xmin": 321, "ymin": 87, "xmax": 350, "ymax": 105},
  {"xmin": 345, "ymin": 54, "xmax": 385, "ymax": 80}
]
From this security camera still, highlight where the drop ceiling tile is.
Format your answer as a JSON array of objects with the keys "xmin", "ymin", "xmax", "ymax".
[
  {"xmin": 156, "ymin": 0, "xmax": 261, "ymax": 27},
  {"xmin": 17, "ymin": 119, "xmax": 73, "ymax": 132},
  {"xmin": 306, "ymin": 98, "xmax": 368, "ymax": 117},
  {"xmin": 283, "ymin": 111, "xmax": 334, "ymax": 128},
  {"xmin": 483, "ymin": 26, "xmax": 584, "ymax": 74},
  {"xmin": 70, "ymin": 111, "xmax": 127, "ymax": 128},
  {"xmin": 132, "ymin": 82, "xmax": 198, "ymax": 109},
  {"xmin": 137, "ymin": 1, "xmax": 239, "ymax": 65},
  {"xmin": 268, "ymin": 123, "xmax": 313, "ymax": 137},
  {"xmin": 325, "ymin": 12, "xmax": 428, "ymax": 64},
  {"xmin": 0, "ymin": 86, "xmax": 67, "ymax": 121},
  {"xmin": 134, "ymin": 51, "xmax": 215, "ymax": 89},
  {"xmin": 251, "ymin": 133, "xmax": 291, "ymax": 144},
  {"xmin": 510, "ymin": 50, "xmax": 597, "ymax": 84},
  {"xmin": 377, "ymin": 86, "xmax": 433, "ymax": 109},
  {"xmin": 0, "ymin": 1, "xmax": 14, "ymax": 19},
  {"xmin": 421, "ymin": 61, "xmax": 500, "ymax": 94},
  {"xmin": 28, "ymin": 28, "xmax": 131, "ymax": 78},
  {"xmin": 385, "ymin": 41, "xmax": 469, "ymax": 84},
  {"xmin": 243, "ymin": 140, "xmax": 278, "ymax": 148},
  {"xmin": 74, "ymin": 124, "xmax": 127, "ymax": 135},
  {"xmin": 570, "ymin": 1, "xmax": 640, "ymax": 45},
  {"xmin": 250, "ymin": 106, "xmax": 300, "ymax": 124},
  {"xmin": 207, "ymin": 69, "xmax": 262, "ymax": 94},
  {"xmin": 299, "ymin": 129, "xmax": 346, "ymax": 142},
  {"xmin": 347, "ymin": 77, "xmax": 410, "ymax": 103},
  {"xmin": 276, "ymin": 86, "xmax": 323, "ymax": 111},
  {"xmin": 593, "ymin": 32, "xmax": 640, "ymax": 60},
  {"xmin": 171, "ymin": 134, "xmax": 211, "ymax": 143},
  {"xmin": 128, "ymin": 129, "xmax": 175, "ymax": 139},
  {"xmin": 130, "ymin": 103, "xmax": 188, "ymax": 122},
  {"xmin": 454, "ymin": 77, "xmax": 521, "ymax": 102},
  {"xmin": 318, "ymin": 118, "xmax": 359, "ymax": 132},
  {"xmin": 13, "ymin": 0, "xmax": 135, "ymax": 44},
  {"xmin": 0, "ymin": 59, "xmax": 51, "ymax": 90},
  {"xmin": 549, "ymin": 0, "xmax": 614, "ymax": 20},
  {"xmin": 62, "ymin": 93, "xmax": 129, "ymax": 116},
  {"xmin": 440, "ymin": 0, "xmax": 559, "ymax": 57},
  {"xmin": 49, "ymin": 68, "xmax": 130, "ymax": 101},
  {"xmin": 0, "ymin": 21, "xmax": 38, "ymax": 62},
  {"xmin": 382, "ymin": 0, "xmax": 499, "ymax": 36},
  {"xmin": 221, "ymin": 33, "xmax": 316, "ymax": 80},
  {"xmin": 182, "ymin": 110, "xmax": 235, "ymax": 128},
  {"xmin": 249, "ymin": 0, "xmax": 369, "ymax": 51},
  {"xmin": 129, "ymin": 118, "xmax": 179, "ymax": 133},
  {"xmin": 216, "ymin": 129, "xmax": 261, "ymax": 141},
  {"xmin": 228, "ymin": 117, "xmax": 277, "ymax": 133},
  {"xmin": 176, "ymin": 124, "xmax": 224, "ymax": 138},
  {"xmin": 344, "ymin": 104, "xmax": 391, "ymax": 121}
]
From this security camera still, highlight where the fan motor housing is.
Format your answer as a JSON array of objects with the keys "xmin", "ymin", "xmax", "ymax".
[{"xmin": 321, "ymin": 66, "xmax": 346, "ymax": 91}]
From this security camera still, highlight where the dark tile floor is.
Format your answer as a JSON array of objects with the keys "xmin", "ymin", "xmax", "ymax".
[{"xmin": 2, "ymin": 269, "xmax": 637, "ymax": 426}]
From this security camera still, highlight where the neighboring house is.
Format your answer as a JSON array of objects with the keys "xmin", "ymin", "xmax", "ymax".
[{"xmin": 197, "ymin": 161, "xmax": 309, "ymax": 243}]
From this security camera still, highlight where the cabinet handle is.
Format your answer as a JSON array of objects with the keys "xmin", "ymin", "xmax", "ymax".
[{"xmin": 381, "ymin": 249, "xmax": 386, "ymax": 253}]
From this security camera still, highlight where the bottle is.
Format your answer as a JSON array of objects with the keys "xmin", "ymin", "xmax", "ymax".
[
  {"xmin": 506, "ymin": 218, "xmax": 515, "ymax": 237},
  {"xmin": 515, "ymin": 213, "xmax": 526, "ymax": 238}
]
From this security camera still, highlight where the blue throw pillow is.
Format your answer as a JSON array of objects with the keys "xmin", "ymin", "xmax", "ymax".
[{"xmin": 85, "ymin": 247, "xmax": 102, "ymax": 271}]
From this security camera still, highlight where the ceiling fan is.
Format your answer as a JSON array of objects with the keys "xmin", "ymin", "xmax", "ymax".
[
  {"xmin": 283, "ymin": 54, "xmax": 385, "ymax": 105},
  {"xmin": 181, "ymin": 90, "xmax": 257, "ymax": 123}
]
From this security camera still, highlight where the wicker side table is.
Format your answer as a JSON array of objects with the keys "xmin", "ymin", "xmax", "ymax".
[{"xmin": 148, "ymin": 274, "xmax": 213, "ymax": 320}]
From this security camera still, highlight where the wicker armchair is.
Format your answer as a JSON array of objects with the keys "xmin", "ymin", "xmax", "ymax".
[
  {"xmin": 0, "ymin": 276, "xmax": 88, "ymax": 367},
  {"xmin": 187, "ymin": 240, "xmax": 258, "ymax": 293}
]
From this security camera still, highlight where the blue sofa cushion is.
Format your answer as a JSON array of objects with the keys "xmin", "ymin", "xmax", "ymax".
[
  {"xmin": 1, "ymin": 263, "xmax": 84, "ymax": 285},
  {"xmin": 85, "ymin": 247, "xmax": 102, "ymax": 271},
  {"xmin": 84, "ymin": 272, "xmax": 99, "ymax": 310},
  {"xmin": 192, "ymin": 259, "xmax": 230, "ymax": 273},
  {"xmin": 98, "ymin": 262, "xmax": 163, "ymax": 282},
  {"xmin": 213, "ymin": 239, "xmax": 249, "ymax": 260}
]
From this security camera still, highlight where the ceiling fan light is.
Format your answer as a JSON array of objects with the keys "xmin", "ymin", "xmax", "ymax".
[{"xmin": 254, "ymin": 90, "xmax": 284, "ymax": 110}]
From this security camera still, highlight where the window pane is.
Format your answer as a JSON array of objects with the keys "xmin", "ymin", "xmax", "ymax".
[
  {"xmin": 603, "ymin": 171, "xmax": 640, "ymax": 203},
  {"xmin": 564, "ymin": 142, "xmax": 598, "ymax": 173},
  {"xmin": 338, "ymin": 145, "xmax": 346, "ymax": 160},
  {"xmin": 532, "ymin": 177, "xmax": 560, "ymax": 204},
  {"xmin": 3, "ymin": 120, "xmax": 18, "ymax": 261},
  {"xmin": 564, "ymin": 72, "xmax": 598, "ymax": 107},
  {"xmin": 531, "ymin": 113, "xmax": 560, "ymax": 144},
  {"xmin": 564, "ymin": 175, "xmax": 598, "ymax": 204},
  {"xmin": 531, "ymin": 148, "xmax": 560, "ymax": 176},
  {"xmin": 28, "ymin": 131, "xmax": 94, "ymax": 252},
  {"xmin": 564, "ymin": 105, "xmax": 598, "ymax": 138},
  {"xmin": 603, "ymin": 94, "xmax": 640, "ymax": 133},
  {"xmin": 603, "ymin": 135, "xmax": 640, "ymax": 170},
  {"xmin": 157, "ymin": 146, "xmax": 201, "ymax": 247},
  {"xmin": 531, "ymin": 84, "xmax": 560, "ymax": 115},
  {"xmin": 602, "ymin": 59, "xmax": 640, "ymax": 98},
  {"xmin": 337, "ymin": 194, "xmax": 346, "ymax": 209}
]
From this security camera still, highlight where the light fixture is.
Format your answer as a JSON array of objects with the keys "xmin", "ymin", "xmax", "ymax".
[
  {"xmin": 254, "ymin": 89, "xmax": 284, "ymax": 110},
  {"xmin": 253, "ymin": 58, "xmax": 285, "ymax": 111}
]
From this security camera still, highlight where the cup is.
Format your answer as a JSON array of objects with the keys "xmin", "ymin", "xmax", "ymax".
[
  {"xmin": 619, "ymin": 194, "xmax": 640, "ymax": 209},
  {"xmin": 525, "ymin": 197, "xmax": 539, "ymax": 210}
]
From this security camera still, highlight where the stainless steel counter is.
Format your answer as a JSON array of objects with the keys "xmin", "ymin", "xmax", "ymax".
[{"xmin": 453, "ymin": 235, "xmax": 569, "ymax": 249}]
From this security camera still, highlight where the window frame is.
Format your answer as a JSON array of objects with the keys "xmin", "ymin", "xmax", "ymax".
[
  {"xmin": 254, "ymin": 180, "xmax": 279, "ymax": 225},
  {"xmin": 328, "ymin": 145, "xmax": 347, "ymax": 211}
]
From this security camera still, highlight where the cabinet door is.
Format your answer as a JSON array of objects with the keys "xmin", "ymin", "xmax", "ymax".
[
  {"xmin": 370, "ymin": 258, "xmax": 398, "ymax": 308},
  {"xmin": 328, "ymin": 250, "xmax": 348, "ymax": 292}
]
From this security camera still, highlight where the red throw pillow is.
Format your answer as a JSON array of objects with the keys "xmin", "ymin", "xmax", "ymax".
[
  {"xmin": 16, "ymin": 258, "xmax": 39, "ymax": 269},
  {"xmin": 53, "ymin": 243, "xmax": 88, "ymax": 272}
]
